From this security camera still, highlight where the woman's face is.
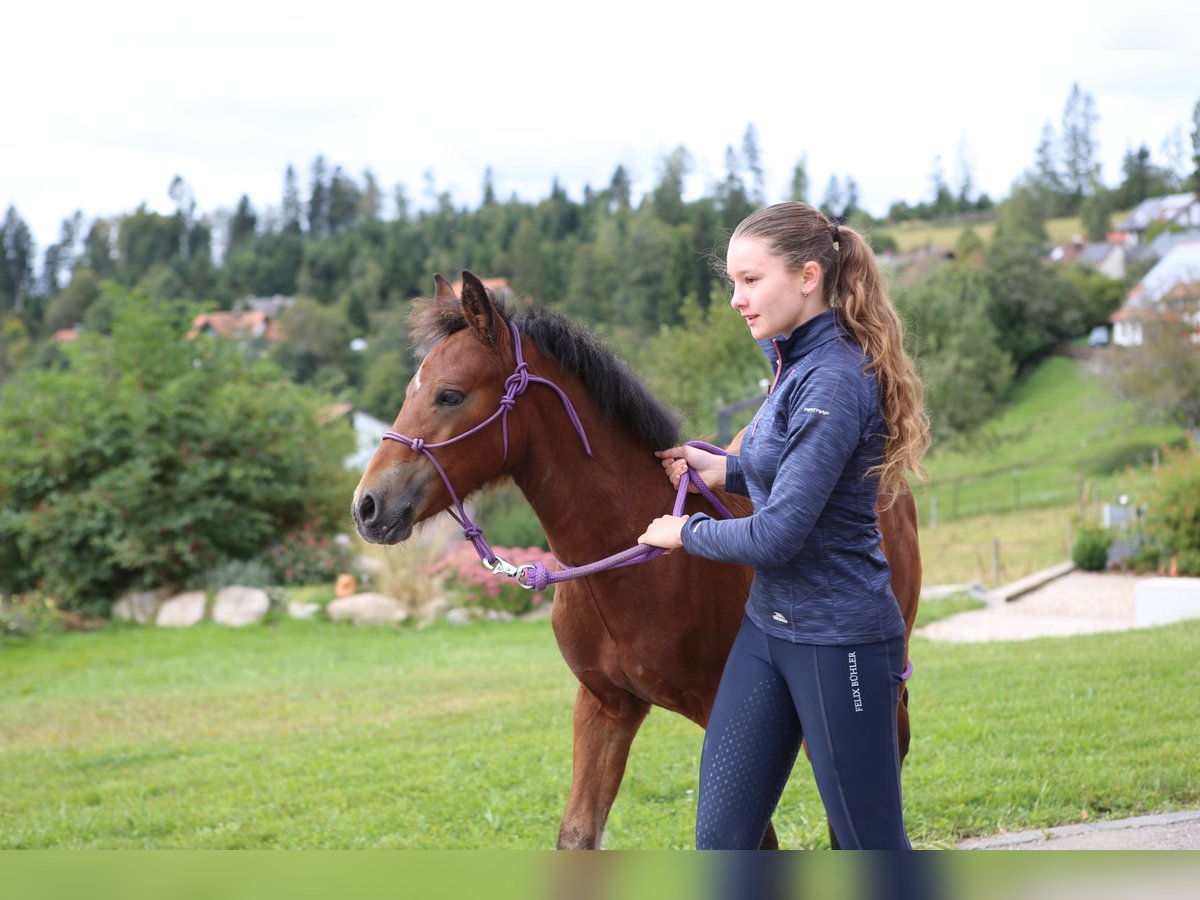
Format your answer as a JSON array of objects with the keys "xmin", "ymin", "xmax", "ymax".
[{"xmin": 726, "ymin": 237, "xmax": 810, "ymax": 340}]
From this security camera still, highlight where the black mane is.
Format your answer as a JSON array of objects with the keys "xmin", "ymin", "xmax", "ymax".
[{"xmin": 408, "ymin": 296, "xmax": 680, "ymax": 450}]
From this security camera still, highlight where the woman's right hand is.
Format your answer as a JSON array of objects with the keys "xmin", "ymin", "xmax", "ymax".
[{"xmin": 655, "ymin": 445, "xmax": 726, "ymax": 493}]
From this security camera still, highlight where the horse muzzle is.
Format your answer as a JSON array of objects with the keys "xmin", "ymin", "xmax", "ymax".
[{"xmin": 352, "ymin": 482, "xmax": 426, "ymax": 545}]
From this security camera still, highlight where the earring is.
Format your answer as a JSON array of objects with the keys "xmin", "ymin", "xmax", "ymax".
[{"xmin": 802, "ymin": 289, "xmax": 810, "ymax": 297}]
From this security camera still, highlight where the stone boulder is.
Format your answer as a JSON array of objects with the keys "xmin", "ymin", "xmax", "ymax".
[
  {"xmin": 212, "ymin": 586, "xmax": 271, "ymax": 627},
  {"xmin": 112, "ymin": 589, "xmax": 165, "ymax": 624},
  {"xmin": 155, "ymin": 591, "xmax": 207, "ymax": 627},
  {"xmin": 326, "ymin": 592, "xmax": 410, "ymax": 626}
]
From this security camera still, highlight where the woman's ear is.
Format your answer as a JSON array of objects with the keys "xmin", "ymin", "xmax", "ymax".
[{"xmin": 802, "ymin": 260, "xmax": 823, "ymax": 297}]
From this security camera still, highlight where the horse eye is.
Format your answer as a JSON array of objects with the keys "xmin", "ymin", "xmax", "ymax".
[{"xmin": 436, "ymin": 389, "xmax": 465, "ymax": 407}]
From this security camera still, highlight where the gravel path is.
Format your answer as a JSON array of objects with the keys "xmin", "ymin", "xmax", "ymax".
[{"xmin": 917, "ymin": 571, "xmax": 1143, "ymax": 642}]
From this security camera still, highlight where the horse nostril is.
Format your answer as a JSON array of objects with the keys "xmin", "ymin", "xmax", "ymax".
[{"xmin": 358, "ymin": 492, "xmax": 378, "ymax": 525}]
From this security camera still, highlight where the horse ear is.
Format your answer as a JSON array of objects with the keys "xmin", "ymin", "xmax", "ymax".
[
  {"xmin": 459, "ymin": 270, "xmax": 499, "ymax": 346},
  {"xmin": 432, "ymin": 273, "xmax": 458, "ymax": 302}
]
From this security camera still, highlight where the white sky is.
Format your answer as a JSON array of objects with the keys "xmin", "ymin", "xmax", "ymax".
[{"xmin": 4, "ymin": 0, "xmax": 1199, "ymax": 252}]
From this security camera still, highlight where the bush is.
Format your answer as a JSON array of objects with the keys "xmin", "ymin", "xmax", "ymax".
[
  {"xmin": 0, "ymin": 288, "xmax": 357, "ymax": 611},
  {"xmin": 1072, "ymin": 525, "xmax": 1112, "ymax": 571},
  {"xmin": 428, "ymin": 543, "xmax": 556, "ymax": 615},
  {"xmin": 1143, "ymin": 446, "xmax": 1200, "ymax": 575},
  {"xmin": 264, "ymin": 525, "xmax": 356, "ymax": 586}
]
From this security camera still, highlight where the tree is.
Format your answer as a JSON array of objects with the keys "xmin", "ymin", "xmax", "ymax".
[
  {"xmin": 636, "ymin": 288, "xmax": 770, "ymax": 438},
  {"xmin": 741, "ymin": 123, "xmax": 765, "ymax": 207},
  {"xmin": 821, "ymin": 176, "xmax": 844, "ymax": 219},
  {"xmin": 1190, "ymin": 98, "xmax": 1200, "ymax": 192},
  {"xmin": 1061, "ymin": 83, "xmax": 1100, "ymax": 211},
  {"xmin": 954, "ymin": 137, "xmax": 977, "ymax": 210},
  {"xmin": 1033, "ymin": 122, "xmax": 1066, "ymax": 214},
  {"xmin": 272, "ymin": 296, "xmax": 354, "ymax": 383},
  {"xmin": 928, "ymin": 155, "xmax": 954, "ymax": 218},
  {"xmin": 896, "ymin": 263, "xmax": 1014, "ymax": 445},
  {"xmin": 228, "ymin": 195, "xmax": 258, "ymax": 252},
  {"xmin": 327, "ymin": 166, "xmax": 361, "ymax": 234},
  {"xmin": 40, "ymin": 211, "xmax": 84, "ymax": 298},
  {"xmin": 1080, "ymin": 181, "xmax": 1117, "ymax": 242},
  {"xmin": 0, "ymin": 205, "xmax": 35, "ymax": 315},
  {"xmin": 281, "ymin": 164, "xmax": 303, "ymax": 235},
  {"xmin": 1109, "ymin": 316, "xmax": 1200, "ymax": 439},
  {"xmin": 788, "ymin": 155, "xmax": 809, "ymax": 203},
  {"xmin": 651, "ymin": 147, "xmax": 691, "ymax": 227},
  {"xmin": 308, "ymin": 155, "xmax": 330, "ymax": 238},
  {"xmin": 0, "ymin": 288, "xmax": 354, "ymax": 607}
]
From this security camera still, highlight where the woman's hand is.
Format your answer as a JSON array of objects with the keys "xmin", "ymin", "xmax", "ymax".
[
  {"xmin": 655, "ymin": 445, "xmax": 726, "ymax": 492},
  {"xmin": 637, "ymin": 514, "xmax": 687, "ymax": 550}
]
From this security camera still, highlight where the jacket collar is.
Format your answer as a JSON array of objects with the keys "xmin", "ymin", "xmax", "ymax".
[{"xmin": 757, "ymin": 309, "xmax": 845, "ymax": 367}]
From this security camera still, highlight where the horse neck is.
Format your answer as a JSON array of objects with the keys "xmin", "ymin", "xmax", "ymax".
[{"xmin": 510, "ymin": 366, "xmax": 673, "ymax": 566}]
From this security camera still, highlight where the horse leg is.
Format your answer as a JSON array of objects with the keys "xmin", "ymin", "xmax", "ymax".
[{"xmin": 557, "ymin": 681, "xmax": 650, "ymax": 850}]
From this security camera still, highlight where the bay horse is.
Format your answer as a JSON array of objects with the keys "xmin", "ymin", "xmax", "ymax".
[{"xmin": 352, "ymin": 271, "xmax": 921, "ymax": 849}]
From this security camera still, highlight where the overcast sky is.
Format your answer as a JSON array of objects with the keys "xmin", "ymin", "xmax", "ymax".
[{"xmin": 4, "ymin": 0, "xmax": 1199, "ymax": 253}]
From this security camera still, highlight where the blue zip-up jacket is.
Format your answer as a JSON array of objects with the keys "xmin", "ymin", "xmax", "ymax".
[{"xmin": 680, "ymin": 309, "xmax": 904, "ymax": 644}]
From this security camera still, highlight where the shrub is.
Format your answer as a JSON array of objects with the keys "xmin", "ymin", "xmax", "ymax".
[
  {"xmin": 1143, "ymin": 445, "xmax": 1200, "ymax": 576},
  {"xmin": 1072, "ymin": 525, "xmax": 1112, "ymax": 571},
  {"xmin": 428, "ymin": 543, "xmax": 556, "ymax": 616},
  {"xmin": 0, "ymin": 288, "xmax": 356, "ymax": 611},
  {"xmin": 264, "ymin": 525, "xmax": 356, "ymax": 586}
]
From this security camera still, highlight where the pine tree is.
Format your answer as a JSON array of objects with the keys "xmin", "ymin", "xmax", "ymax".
[{"xmin": 1061, "ymin": 83, "xmax": 1099, "ymax": 211}]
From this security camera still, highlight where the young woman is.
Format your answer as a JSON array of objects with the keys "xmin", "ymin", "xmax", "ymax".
[{"xmin": 638, "ymin": 201, "xmax": 929, "ymax": 850}]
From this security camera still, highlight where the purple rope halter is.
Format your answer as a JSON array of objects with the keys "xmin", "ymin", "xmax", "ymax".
[
  {"xmin": 378, "ymin": 323, "xmax": 733, "ymax": 590},
  {"xmin": 381, "ymin": 320, "xmax": 592, "ymax": 570}
]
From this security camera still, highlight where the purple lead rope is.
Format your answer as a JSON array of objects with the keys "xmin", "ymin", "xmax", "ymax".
[{"xmin": 517, "ymin": 440, "xmax": 735, "ymax": 591}]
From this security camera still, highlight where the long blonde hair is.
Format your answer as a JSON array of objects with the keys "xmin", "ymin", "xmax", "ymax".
[{"xmin": 731, "ymin": 202, "xmax": 929, "ymax": 502}]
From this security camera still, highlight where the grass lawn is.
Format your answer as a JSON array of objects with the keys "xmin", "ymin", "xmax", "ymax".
[
  {"xmin": 911, "ymin": 353, "xmax": 1185, "ymax": 587},
  {"xmin": 3, "ymin": 615, "xmax": 1198, "ymax": 850},
  {"xmin": 876, "ymin": 212, "xmax": 1127, "ymax": 254}
]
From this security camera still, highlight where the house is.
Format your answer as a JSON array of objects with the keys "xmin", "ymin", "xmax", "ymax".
[
  {"xmin": 1110, "ymin": 239, "xmax": 1200, "ymax": 346},
  {"xmin": 187, "ymin": 309, "xmax": 284, "ymax": 343},
  {"xmin": 1048, "ymin": 237, "xmax": 1127, "ymax": 281},
  {"xmin": 1115, "ymin": 192, "xmax": 1200, "ymax": 245},
  {"xmin": 450, "ymin": 276, "xmax": 513, "ymax": 303},
  {"xmin": 1077, "ymin": 241, "xmax": 1127, "ymax": 281}
]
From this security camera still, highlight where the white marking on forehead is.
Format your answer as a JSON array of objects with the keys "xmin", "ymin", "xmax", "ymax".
[{"xmin": 410, "ymin": 361, "xmax": 425, "ymax": 392}]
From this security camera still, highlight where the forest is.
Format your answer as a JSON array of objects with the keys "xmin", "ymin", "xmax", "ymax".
[
  {"xmin": 3, "ymin": 84, "xmax": 1200, "ymax": 606},
  {"xmin": 2, "ymin": 85, "xmax": 1198, "ymax": 444}
]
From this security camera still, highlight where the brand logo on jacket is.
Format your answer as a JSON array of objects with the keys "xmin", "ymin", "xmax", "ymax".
[{"xmin": 772, "ymin": 611, "xmax": 788, "ymax": 624}]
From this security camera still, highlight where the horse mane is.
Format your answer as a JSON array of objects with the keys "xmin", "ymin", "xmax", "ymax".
[{"xmin": 407, "ymin": 295, "xmax": 681, "ymax": 451}]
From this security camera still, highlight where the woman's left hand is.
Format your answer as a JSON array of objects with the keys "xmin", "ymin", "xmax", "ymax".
[{"xmin": 637, "ymin": 515, "xmax": 688, "ymax": 550}]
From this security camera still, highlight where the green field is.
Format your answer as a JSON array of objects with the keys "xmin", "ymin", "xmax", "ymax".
[
  {"xmin": 875, "ymin": 212, "xmax": 1123, "ymax": 254},
  {"xmin": 3, "ymin": 616, "xmax": 1197, "ymax": 850},
  {"xmin": 914, "ymin": 354, "xmax": 1184, "ymax": 586}
]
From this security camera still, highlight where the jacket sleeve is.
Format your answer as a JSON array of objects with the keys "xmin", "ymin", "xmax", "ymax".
[
  {"xmin": 681, "ymin": 365, "xmax": 864, "ymax": 567},
  {"xmin": 724, "ymin": 455, "xmax": 748, "ymax": 496}
]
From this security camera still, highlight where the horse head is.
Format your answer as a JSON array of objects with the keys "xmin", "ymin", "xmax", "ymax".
[{"xmin": 352, "ymin": 271, "xmax": 522, "ymax": 545}]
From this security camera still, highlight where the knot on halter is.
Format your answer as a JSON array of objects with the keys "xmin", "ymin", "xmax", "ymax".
[
  {"xmin": 523, "ymin": 562, "xmax": 550, "ymax": 592},
  {"xmin": 501, "ymin": 364, "xmax": 530, "ymax": 410},
  {"xmin": 408, "ymin": 437, "xmax": 426, "ymax": 454},
  {"xmin": 463, "ymin": 524, "xmax": 483, "ymax": 541}
]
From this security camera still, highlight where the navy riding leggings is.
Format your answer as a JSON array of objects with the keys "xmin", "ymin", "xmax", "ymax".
[{"xmin": 696, "ymin": 615, "xmax": 910, "ymax": 850}]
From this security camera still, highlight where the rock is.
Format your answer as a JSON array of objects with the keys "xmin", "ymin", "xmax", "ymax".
[
  {"xmin": 288, "ymin": 601, "xmax": 322, "ymax": 620},
  {"xmin": 446, "ymin": 607, "xmax": 478, "ymax": 626},
  {"xmin": 326, "ymin": 592, "xmax": 410, "ymax": 626},
  {"xmin": 334, "ymin": 573, "xmax": 357, "ymax": 597},
  {"xmin": 212, "ymin": 586, "xmax": 271, "ymax": 627},
  {"xmin": 156, "ymin": 591, "xmax": 207, "ymax": 627},
  {"xmin": 112, "ymin": 589, "xmax": 164, "ymax": 624}
]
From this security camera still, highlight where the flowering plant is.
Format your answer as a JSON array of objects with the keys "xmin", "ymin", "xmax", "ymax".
[
  {"xmin": 265, "ymin": 522, "xmax": 356, "ymax": 586},
  {"xmin": 428, "ymin": 543, "xmax": 557, "ymax": 615}
]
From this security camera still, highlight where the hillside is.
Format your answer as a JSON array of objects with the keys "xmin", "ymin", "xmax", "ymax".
[{"xmin": 914, "ymin": 351, "xmax": 1185, "ymax": 586}]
